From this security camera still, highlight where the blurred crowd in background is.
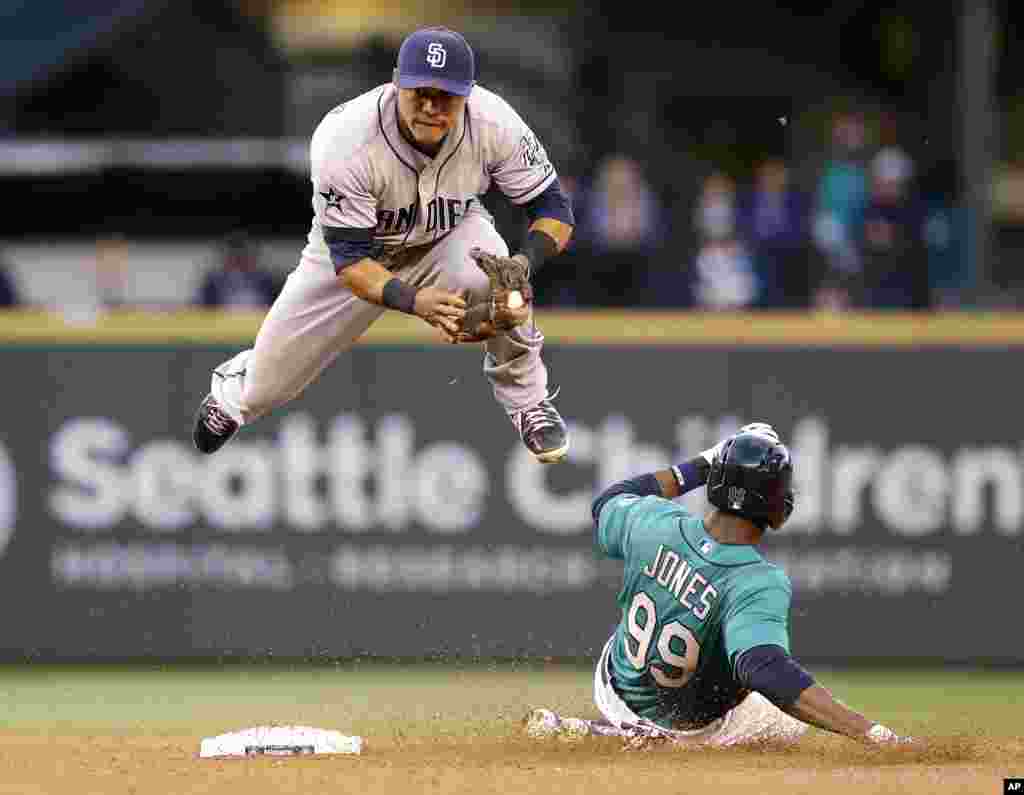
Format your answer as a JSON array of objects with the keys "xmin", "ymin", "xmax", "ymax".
[
  {"xmin": 1, "ymin": 0, "xmax": 1020, "ymax": 314},
  {"xmin": 0, "ymin": 110, "xmax": 966, "ymax": 314},
  {"xmin": 535, "ymin": 108, "xmax": 966, "ymax": 311}
]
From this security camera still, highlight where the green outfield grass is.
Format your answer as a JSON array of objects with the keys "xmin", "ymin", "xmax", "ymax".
[{"xmin": 0, "ymin": 662, "xmax": 1019, "ymax": 739}]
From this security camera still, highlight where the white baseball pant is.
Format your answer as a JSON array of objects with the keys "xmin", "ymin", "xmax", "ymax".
[{"xmin": 590, "ymin": 635, "xmax": 809, "ymax": 747}]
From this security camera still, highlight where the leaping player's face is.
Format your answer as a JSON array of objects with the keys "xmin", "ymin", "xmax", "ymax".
[{"xmin": 397, "ymin": 87, "xmax": 466, "ymax": 155}]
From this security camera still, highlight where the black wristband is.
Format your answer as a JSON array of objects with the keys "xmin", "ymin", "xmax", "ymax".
[
  {"xmin": 671, "ymin": 457, "xmax": 711, "ymax": 494},
  {"xmin": 381, "ymin": 277, "xmax": 420, "ymax": 315},
  {"xmin": 517, "ymin": 229, "xmax": 559, "ymax": 275}
]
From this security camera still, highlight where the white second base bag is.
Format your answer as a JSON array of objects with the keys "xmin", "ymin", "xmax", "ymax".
[{"xmin": 200, "ymin": 725, "xmax": 364, "ymax": 758}]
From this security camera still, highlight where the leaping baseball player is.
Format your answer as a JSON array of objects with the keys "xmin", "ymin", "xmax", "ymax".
[
  {"xmin": 526, "ymin": 424, "xmax": 917, "ymax": 749},
  {"xmin": 192, "ymin": 26, "xmax": 574, "ymax": 463}
]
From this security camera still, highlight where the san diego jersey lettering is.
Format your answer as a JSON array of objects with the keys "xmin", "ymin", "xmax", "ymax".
[{"xmin": 301, "ymin": 83, "xmax": 557, "ymax": 270}]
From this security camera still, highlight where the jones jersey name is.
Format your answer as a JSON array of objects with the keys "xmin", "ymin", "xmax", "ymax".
[
  {"xmin": 641, "ymin": 544, "xmax": 720, "ymax": 620},
  {"xmin": 376, "ymin": 197, "xmax": 477, "ymax": 237}
]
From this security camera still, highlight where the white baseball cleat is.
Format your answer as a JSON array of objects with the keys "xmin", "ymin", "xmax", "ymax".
[
  {"xmin": 524, "ymin": 708, "xmax": 562, "ymax": 739},
  {"xmin": 524, "ymin": 708, "xmax": 591, "ymax": 741},
  {"xmin": 559, "ymin": 717, "xmax": 592, "ymax": 740}
]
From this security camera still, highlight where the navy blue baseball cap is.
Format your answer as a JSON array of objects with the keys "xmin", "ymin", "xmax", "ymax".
[{"xmin": 396, "ymin": 27, "xmax": 475, "ymax": 97}]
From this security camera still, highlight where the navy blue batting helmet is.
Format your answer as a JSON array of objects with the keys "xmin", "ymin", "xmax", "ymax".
[{"xmin": 707, "ymin": 431, "xmax": 795, "ymax": 530}]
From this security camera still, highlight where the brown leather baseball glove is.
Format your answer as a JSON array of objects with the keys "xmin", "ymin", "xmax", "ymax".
[{"xmin": 455, "ymin": 248, "xmax": 534, "ymax": 342}]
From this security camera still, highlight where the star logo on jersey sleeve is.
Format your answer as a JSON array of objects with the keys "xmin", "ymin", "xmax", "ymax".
[{"xmin": 319, "ymin": 186, "xmax": 346, "ymax": 211}]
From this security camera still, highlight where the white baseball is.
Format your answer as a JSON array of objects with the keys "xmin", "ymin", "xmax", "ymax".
[{"xmin": 507, "ymin": 290, "xmax": 524, "ymax": 309}]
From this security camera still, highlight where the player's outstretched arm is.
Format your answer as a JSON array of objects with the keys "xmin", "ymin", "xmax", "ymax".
[
  {"xmin": 338, "ymin": 258, "xmax": 466, "ymax": 342},
  {"xmin": 784, "ymin": 682, "xmax": 876, "ymax": 739},
  {"xmin": 783, "ymin": 682, "xmax": 913, "ymax": 745},
  {"xmin": 734, "ymin": 645, "xmax": 911, "ymax": 745}
]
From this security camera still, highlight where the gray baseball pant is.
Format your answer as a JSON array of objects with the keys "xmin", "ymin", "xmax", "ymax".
[{"xmin": 210, "ymin": 214, "xmax": 549, "ymax": 425}]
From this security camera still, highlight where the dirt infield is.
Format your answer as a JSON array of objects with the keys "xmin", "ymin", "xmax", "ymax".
[
  {"xmin": 2, "ymin": 728, "xmax": 1015, "ymax": 795},
  {"xmin": 1, "ymin": 664, "xmax": 1020, "ymax": 795}
]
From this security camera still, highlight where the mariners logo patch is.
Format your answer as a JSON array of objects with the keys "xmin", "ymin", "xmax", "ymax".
[{"xmin": 728, "ymin": 486, "xmax": 746, "ymax": 508}]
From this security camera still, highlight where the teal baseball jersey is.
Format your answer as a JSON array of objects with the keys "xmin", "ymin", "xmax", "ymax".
[{"xmin": 596, "ymin": 494, "xmax": 793, "ymax": 729}]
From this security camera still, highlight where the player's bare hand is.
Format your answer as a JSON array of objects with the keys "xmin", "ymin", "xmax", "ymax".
[
  {"xmin": 413, "ymin": 286, "xmax": 466, "ymax": 340},
  {"xmin": 864, "ymin": 724, "xmax": 919, "ymax": 748}
]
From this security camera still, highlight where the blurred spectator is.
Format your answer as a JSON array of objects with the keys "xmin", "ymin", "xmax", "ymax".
[
  {"xmin": 571, "ymin": 154, "xmax": 668, "ymax": 306},
  {"xmin": 195, "ymin": 232, "xmax": 280, "ymax": 310},
  {"xmin": 687, "ymin": 172, "xmax": 759, "ymax": 310},
  {"xmin": 579, "ymin": 155, "xmax": 664, "ymax": 253},
  {"xmin": 812, "ymin": 110, "xmax": 870, "ymax": 304},
  {"xmin": 918, "ymin": 158, "xmax": 970, "ymax": 307},
  {"xmin": 60, "ymin": 234, "xmax": 131, "ymax": 325},
  {"xmin": 0, "ymin": 251, "xmax": 20, "ymax": 308},
  {"xmin": 736, "ymin": 157, "xmax": 812, "ymax": 308},
  {"xmin": 856, "ymin": 146, "xmax": 930, "ymax": 309},
  {"xmin": 94, "ymin": 234, "xmax": 129, "ymax": 309}
]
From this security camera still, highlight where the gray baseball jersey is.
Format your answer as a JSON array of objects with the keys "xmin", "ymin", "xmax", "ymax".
[{"xmin": 300, "ymin": 83, "xmax": 558, "ymax": 272}]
